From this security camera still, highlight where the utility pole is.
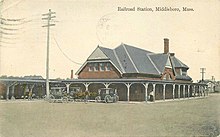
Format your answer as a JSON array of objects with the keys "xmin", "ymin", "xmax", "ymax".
[
  {"xmin": 211, "ymin": 76, "xmax": 215, "ymax": 82},
  {"xmin": 200, "ymin": 68, "xmax": 206, "ymax": 82},
  {"xmin": 42, "ymin": 9, "xmax": 56, "ymax": 99},
  {"xmin": 211, "ymin": 76, "xmax": 215, "ymax": 92}
]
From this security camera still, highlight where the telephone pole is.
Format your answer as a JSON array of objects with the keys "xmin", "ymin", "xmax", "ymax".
[
  {"xmin": 200, "ymin": 68, "xmax": 206, "ymax": 82},
  {"xmin": 42, "ymin": 9, "xmax": 56, "ymax": 98}
]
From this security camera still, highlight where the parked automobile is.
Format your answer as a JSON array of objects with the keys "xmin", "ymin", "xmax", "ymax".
[
  {"xmin": 48, "ymin": 87, "xmax": 74, "ymax": 103},
  {"xmin": 95, "ymin": 88, "xmax": 119, "ymax": 103}
]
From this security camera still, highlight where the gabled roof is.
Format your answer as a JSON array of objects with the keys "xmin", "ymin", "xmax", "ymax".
[
  {"xmin": 117, "ymin": 44, "xmax": 159, "ymax": 74},
  {"xmin": 76, "ymin": 43, "xmax": 191, "ymax": 80},
  {"xmin": 87, "ymin": 46, "xmax": 109, "ymax": 60},
  {"xmin": 148, "ymin": 53, "xmax": 169, "ymax": 73},
  {"xmin": 99, "ymin": 46, "xmax": 123, "ymax": 73},
  {"xmin": 170, "ymin": 56, "xmax": 189, "ymax": 69}
]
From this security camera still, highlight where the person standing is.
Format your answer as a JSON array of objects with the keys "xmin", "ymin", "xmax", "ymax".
[
  {"xmin": 28, "ymin": 90, "xmax": 32, "ymax": 100},
  {"xmin": 84, "ymin": 91, "xmax": 89, "ymax": 104}
]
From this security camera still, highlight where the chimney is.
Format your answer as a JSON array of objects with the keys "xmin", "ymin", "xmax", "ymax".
[
  {"xmin": 71, "ymin": 70, "xmax": 74, "ymax": 79},
  {"xmin": 170, "ymin": 53, "xmax": 175, "ymax": 56},
  {"xmin": 164, "ymin": 38, "xmax": 169, "ymax": 54}
]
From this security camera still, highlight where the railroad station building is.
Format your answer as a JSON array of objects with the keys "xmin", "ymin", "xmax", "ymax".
[
  {"xmin": 73, "ymin": 38, "xmax": 207, "ymax": 101},
  {"xmin": 0, "ymin": 39, "xmax": 207, "ymax": 102}
]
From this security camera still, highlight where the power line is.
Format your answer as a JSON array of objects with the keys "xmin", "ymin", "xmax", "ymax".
[
  {"xmin": 1, "ymin": 35, "xmax": 17, "ymax": 40},
  {"xmin": 0, "ymin": 44, "xmax": 15, "ymax": 48},
  {"xmin": 53, "ymin": 35, "xmax": 82, "ymax": 65},
  {"xmin": 0, "ymin": 40, "xmax": 15, "ymax": 44},
  {"xmin": 1, "ymin": 0, "xmax": 24, "ymax": 13},
  {"xmin": 0, "ymin": 19, "xmax": 31, "ymax": 26},
  {"xmin": 0, "ymin": 13, "xmax": 45, "ymax": 47},
  {"xmin": 0, "ymin": 26, "xmax": 19, "ymax": 31},
  {"xmin": 0, "ymin": 30, "xmax": 17, "ymax": 35},
  {"xmin": 0, "ymin": 17, "xmax": 25, "ymax": 21},
  {"xmin": 0, "ymin": 17, "xmax": 27, "ymax": 39}
]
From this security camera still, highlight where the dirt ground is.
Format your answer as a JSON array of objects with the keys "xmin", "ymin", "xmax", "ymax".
[{"xmin": 0, "ymin": 94, "xmax": 219, "ymax": 137}]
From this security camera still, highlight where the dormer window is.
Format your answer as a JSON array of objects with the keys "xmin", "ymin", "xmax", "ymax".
[
  {"xmin": 88, "ymin": 62, "xmax": 112, "ymax": 72},
  {"xmin": 182, "ymin": 71, "xmax": 187, "ymax": 76},
  {"xmin": 100, "ymin": 63, "xmax": 105, "ymax": 71},
  {"xmin": 106, "ymin": 63, "xmax": 111, "ymax": 71},
  {"xmin": 88, "ymin": 64, "xmax": 93, "ymax": 71},
  {"xmin": 175, "ymin": 68, "xmax": 187, "ymax": 76},
  {"xmin": 94, "ymin": 63, "xmax": 98, "ymax": 71},
  {"xmin": 182, "ymin": 68, "xmax": 187, "ymax": 76},
  {"xmin": 175, "ymin": 68, "xmax": 181, "ymax": 75}
]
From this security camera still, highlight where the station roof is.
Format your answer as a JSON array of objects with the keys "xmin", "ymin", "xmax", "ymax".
[{"xmin": 76, "ymin": 43, "xmax": 191, "ymax": 81}]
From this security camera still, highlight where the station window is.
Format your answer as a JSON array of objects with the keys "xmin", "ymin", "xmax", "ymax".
[
  {"xmin": 175, "ymin": 68, "xmax": 181, "ymax": 75},
  {"xmin": 94, "ymin": 63, "xmax": 98, "ymax": 71},
  {"xmin": 106, "ymin": 63, "xmax": 111, "ymax": 71},
  {"xmin": 100, "ymin": 63, "xmax": 105, "ymax": 71},
  {"xmin": 182, "ymin": 69, "xmax": 187, "ymax": 76},
  {"xmin": 88, "ymin": 64, "xmax": 93, "ymax": 71}
]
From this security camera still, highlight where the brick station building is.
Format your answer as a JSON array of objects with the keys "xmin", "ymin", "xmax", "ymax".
[
  {"xmin": 74, "ymin": 38, "xmax": 207, "ymax": 102},
  {"xmin": 0, "ymin": 39, "xmax": 207, "ymax": 102}
]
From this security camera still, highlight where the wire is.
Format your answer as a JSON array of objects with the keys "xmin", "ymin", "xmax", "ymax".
[
  {"xmin": 0, "ymin": 17, "xmax": 25, "ymax": 21},
  {"xmin": 0, "ymin": 30, "xmax": 17, "ymax": 35},
  {"xmin": 53, "ymin": 35, "xmax": 82, "ymax": 65},
  {"xmin": 0, "ymin": 44, "xmax": 15, "ymax": 48},
  {"xmin": 0, "ymin": 40, "xmax": 15, "ymax": 44},
  {"xmin": 1, "ymin": 35, "xmax": 17, "ymax": 40},
  {"xmin": 0, "ymin": 26, "xmax": 19, "ymax": 31},
  {"xmin": 0, "ymin": 19, "xmax": 31, "ymax": 26},
  {"xmin": 1, "ymin": 0, "xmax": 24, "ymax": 13}
]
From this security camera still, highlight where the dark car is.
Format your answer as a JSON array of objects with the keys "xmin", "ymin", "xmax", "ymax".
[
  {"xmin": 48, "ymin": 87, "xmax": 73, "ymax": 103},
  {"xmin": 95, "ymin": 88, "xmax": 119, "ymax": 103}
]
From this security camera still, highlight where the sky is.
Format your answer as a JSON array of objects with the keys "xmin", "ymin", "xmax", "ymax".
[{"xmin": 0, "ymin": 0, "xmax": 220, "ymax": 82}]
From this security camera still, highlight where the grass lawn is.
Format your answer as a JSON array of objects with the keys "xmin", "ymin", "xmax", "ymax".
[{"xmin": 0, "ymin": 94, "xmax": 219, "ymax": 137}]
